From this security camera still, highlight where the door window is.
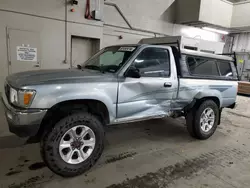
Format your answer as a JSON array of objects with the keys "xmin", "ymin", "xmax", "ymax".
[{"xmin": 133, "ymin": 48, "xmax": 170, "ymax": 77}]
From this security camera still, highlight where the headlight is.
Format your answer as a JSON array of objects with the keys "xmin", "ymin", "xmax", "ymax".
[
  {"xmin": 10, "ymin": 87, "xmax": 18, "ymax": 104},
  {"xmin": 9, "ymin": 87, "xmax": 36, "ymax": 107}
]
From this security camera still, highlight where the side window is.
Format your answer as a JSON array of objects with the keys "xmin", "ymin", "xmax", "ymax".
[
  {"xmin": 187, "ymin": 56, "xmax": 219, "ymax": 76},
  {"xmin": 133, "ymin": 48, "xmax": 170, "ymax": 77},
  {"xmin": 217, "ymin": 61, "xmax": 233, "ymax": 77}
]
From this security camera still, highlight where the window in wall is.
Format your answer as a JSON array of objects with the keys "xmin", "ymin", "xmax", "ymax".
[
  {"xmin": 133, "ymin": 48, "xmax": 170, "ymax": 77},
  {"xmin": 217, "ymin": 61, "xmax": 233, "ymax": 77},
  {"xmin": 187, "ymin": 56, "xmax": 219, "ymax": 76}
]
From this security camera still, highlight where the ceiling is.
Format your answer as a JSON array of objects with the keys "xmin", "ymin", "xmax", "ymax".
[
  {"xmin": 226, "ymin": 0, "xmax": 248, "ymax": 3},
  {"xmin": 183, "ymin": 21, "xmax": 246, "ymax": 34}
]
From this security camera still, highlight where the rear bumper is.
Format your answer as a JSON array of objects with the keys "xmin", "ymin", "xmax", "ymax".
[{"xmin": 1, "ymin": 94, "xmax": 47, "ymax": 137}]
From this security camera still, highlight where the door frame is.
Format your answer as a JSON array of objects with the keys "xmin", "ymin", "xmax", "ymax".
[
  {"xmin": 6, "ymin": 27, "xmax": 40, "ymax": 75},
  {"xmin": 70, "ymin": 35, "xmax": 101, "ymax": 68}
]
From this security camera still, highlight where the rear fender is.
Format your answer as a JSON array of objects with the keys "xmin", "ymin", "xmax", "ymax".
[{"xmin": 194, "ymin": 90, "xmax": 222, "ymax": 108}]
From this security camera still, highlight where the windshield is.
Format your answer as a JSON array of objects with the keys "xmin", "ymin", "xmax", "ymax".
[{"xmin": 83, "ymin": 46, "xmax": 137, "ymax": 73}]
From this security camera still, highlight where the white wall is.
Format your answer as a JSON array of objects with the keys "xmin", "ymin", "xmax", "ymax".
[
  {"xmin": 103, "ymin": 0, "xmax": 175, "ymax": 35},
  {"xmin": 231, "ymin": 1, "xmax": 250, "ymax": 28},
  {"xmin": 199, "ymin": 0, "xmax": 233, "ymax": 28},
  {"xmin": 106, "ymin": 0, "xmax": 175, "ymax": 22},
  {"xmin": 0, "ymin": 0, "xmax": 102, "ymax": 25},
  {"xmin": 175, "ymin": 0, "xmax": 250, "ymax": 29},
  {"xmin": 174, "ymin": 25, "xmax": 222, "ymax": 42},
  {"xmin": 176, "ymin": 0, "xmax": 200, "ymax": 24},
  {"xmin": 0, "ymin": 0, "xmax": 103, "ymax": 92},
  {"xmin": 103, "ymin": 26, "xmax": 155, "ymax": 48},
  {"xmin": 103, "ymin": 0, "xmax": 223, "ymax": 42},
  {"xmin": 0, "ymin": 0, "xmax": 224, "ymax": 92},
  {"xmin": 232, "ymin": 33, "xmax": 250, "ymax": 52}
]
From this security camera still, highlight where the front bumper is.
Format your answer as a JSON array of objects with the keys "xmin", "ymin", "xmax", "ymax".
[{"xmin": 1, "ymin": 93, "xmax": 47, "ymax": 137}]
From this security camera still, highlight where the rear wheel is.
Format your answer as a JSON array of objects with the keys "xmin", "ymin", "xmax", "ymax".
[
  {"xmin": 41, "ymin": 112, "xmax": 104, "ymax": 177},
  {"xmin": 186, "ymin": 100, "xmax": 219, "ymax": 140}
]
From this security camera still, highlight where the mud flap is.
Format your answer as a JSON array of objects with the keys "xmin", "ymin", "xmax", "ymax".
[
  {"xmin": 184, "ymin": 99, "xmax": 197, "ymax": 114},
  {"xmin": 218, "ymin": 108, "xmax": 222, "ymax": 125}
]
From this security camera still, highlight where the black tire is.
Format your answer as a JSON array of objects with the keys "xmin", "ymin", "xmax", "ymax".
[
  {"xmin": 186, "ymin": 110, "xmax": 197, "ymax": 138},
  {"xmin": 40, "ymin": 112, "xmax": 105, "ymax": 177},
  {"xmin": 186, "ymin": 100, "xmax": 219, "ymax": 140}
]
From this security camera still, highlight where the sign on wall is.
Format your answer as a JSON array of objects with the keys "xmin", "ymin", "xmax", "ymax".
[{"xmin": 16, "ymin": 46, "xmax": 37, "ymax": 62}]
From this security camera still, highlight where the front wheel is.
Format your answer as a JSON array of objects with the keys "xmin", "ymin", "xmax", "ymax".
[
  {"xmin": 186, "ymin": 100, "xmax": 219, "ymax": 140},
  {"xmin": 41, "ymin": 112, "xmax": 104, "ymax": 177}
]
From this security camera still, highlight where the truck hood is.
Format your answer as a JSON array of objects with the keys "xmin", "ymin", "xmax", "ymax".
[{"xmin": 6, "ymin": 69, "xmax": 115, "ymax": 88}]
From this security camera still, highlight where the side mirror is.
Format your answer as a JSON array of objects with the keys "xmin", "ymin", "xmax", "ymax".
[{"xmin": 124, "ymin": 66, "xmax": 141, "ymax": 78}]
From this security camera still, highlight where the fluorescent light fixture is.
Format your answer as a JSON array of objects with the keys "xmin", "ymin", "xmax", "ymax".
[
  {"xmin": 135, "ymin": 59, "xmax": 144, "ymax": 63},
  {"xmin": 202, "ymin": 27, "xmax": 229, "ymax": 35}
]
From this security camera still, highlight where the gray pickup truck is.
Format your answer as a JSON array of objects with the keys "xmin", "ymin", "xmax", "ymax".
[{"xmin": 2, "ymin": 43, "xmax": 238, "ymax": 177}]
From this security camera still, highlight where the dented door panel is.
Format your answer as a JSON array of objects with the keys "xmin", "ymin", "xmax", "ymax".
[
  {"xmin": 116, "ymin": 46, "xmax": 178, "ymax": 122},
  {"xmin": 117, "ymin": 77, "xmax": 177, "ymax": 122}
]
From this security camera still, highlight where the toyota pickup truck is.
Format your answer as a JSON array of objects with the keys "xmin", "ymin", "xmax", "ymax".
[{"xmin": 2, "ymin": 43, "xmax": 238, "ymax": 177}]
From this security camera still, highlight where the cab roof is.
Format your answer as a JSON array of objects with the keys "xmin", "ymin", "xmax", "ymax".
[{"xmin": 108, "ymin": 44, "xmax": 234, "ymax": 61}]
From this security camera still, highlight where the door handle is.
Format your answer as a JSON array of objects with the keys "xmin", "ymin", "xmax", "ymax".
[
  {"xmin": 34, "ymin": 65, "xmax": 40, "ymax": 67},
  {"xmin": 164, "ymin": 82, "xmax": 172, "ymax": 88}
]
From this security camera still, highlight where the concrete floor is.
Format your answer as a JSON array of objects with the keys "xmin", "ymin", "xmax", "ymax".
[{"xmin": 0, "ymin": 96, "xmax": 250, "ymax": 188}]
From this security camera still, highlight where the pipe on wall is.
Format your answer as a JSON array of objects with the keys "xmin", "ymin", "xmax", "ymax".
[
  {"xmin": 104, "ymin": 2, "xmax": 164, "ymax": 37},
  {"xmin": 104, "ymin": 2, "xmax": 133, "ymax": 29},
  {"xmin": 64, "ymin": 0, "xmax": 68, "ymax": 64}
]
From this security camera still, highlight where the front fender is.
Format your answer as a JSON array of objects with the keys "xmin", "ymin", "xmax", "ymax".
[{"xmin": 29, "ymin": 83, "xmax": 117, "ymax": 122}]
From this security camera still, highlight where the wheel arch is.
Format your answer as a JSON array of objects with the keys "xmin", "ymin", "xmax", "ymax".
[
  {"xmin": 195, "ymin": 96, "xmax": 220, "ymax": 109},
  {"xmin": 34, "ymin": 99, "xmax": 110, "ymax": 142},
  {"xmin": 184, "ymin": 96, "xmax": 221, "ymax": 115},
  {"xmin": 194, "ymin": 90, "xmax": 222, "ymax": 108}
]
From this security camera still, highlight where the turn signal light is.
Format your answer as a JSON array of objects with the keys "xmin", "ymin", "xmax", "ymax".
[{"xmin": 24, "ymin": 92, "xmax": 33, "ymax": 105}]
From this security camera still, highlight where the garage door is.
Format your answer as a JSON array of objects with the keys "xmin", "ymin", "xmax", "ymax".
[{"xmin": 71, "ymin": 36, "xmax": 100, "ymax": 67}]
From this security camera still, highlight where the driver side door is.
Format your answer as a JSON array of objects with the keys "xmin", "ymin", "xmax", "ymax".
[{"xmin": 117, "ymin": 47, "xmax": 177, "ymax": 122}]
